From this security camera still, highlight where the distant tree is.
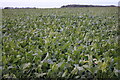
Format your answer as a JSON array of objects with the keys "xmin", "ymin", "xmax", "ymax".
[
  {"xmin": 4, "ymin": 7, "xmax": 36, "ymax": 9},
  {"xmin": 61, "ymin": 4, "xmax": 116, "ymax": 8},
  {"xmin": 4, "ymin": 7, "xmax": 14, "ymax": 9}
]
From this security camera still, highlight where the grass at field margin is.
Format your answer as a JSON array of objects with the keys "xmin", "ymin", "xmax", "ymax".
[{"xmin": 0, "ymin": 8, "xmax": 2, "ymax": 79}]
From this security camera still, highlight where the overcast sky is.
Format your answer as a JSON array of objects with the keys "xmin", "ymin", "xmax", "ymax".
[{"xmin": 1, "ymin": 0, "xmax": 119, "ymax": 8}]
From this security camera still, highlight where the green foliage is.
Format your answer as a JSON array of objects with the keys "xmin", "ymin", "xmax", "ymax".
[{"xmin": 2, "ymin": 7, "xmax": 119, "ymax": 79}]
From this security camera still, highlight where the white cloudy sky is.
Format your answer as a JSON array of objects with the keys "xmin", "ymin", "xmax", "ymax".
[{"xmin": 1, "ymin": 0, "xmax": 119, "ymax": 8}]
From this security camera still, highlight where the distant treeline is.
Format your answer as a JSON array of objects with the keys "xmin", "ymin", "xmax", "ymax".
[
  {"xmin": 4, "ymin": 7, "xmax": 36, "ymax": 9},
  {"xmin": 61, "ymin": 4, "xmax": 117, "ymax": 8},
  {"xmin": 3, "ymin": 5, "xmax": 117, "ymax": 9}
]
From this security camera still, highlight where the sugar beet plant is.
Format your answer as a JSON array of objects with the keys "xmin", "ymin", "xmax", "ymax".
[{"xmin": 2, "ymin": 8, "xmax": 120, "ymax": 79}]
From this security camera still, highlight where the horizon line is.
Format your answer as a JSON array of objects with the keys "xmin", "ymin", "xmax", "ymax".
[{"xmin": 1, "ymin": 4, "xmax": 118, "ymax": 8}]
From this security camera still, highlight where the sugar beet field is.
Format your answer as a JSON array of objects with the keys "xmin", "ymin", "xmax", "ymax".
[{"xmin": 2, "ymin": 7, "xmax": 120, "ymax": 79}]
